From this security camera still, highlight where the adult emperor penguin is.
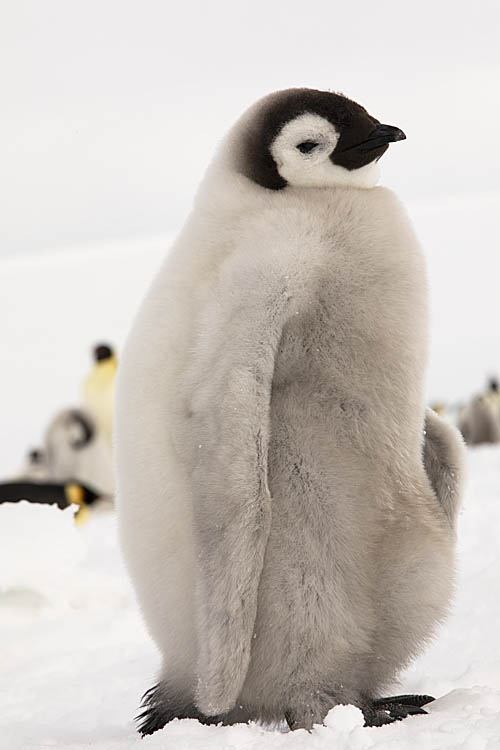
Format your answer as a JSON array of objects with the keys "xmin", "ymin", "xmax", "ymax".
[
  {"xmin": 115, "ymin": 88, "xmax": 465, "ymax": 734},
  {"xmin": 458, "ymin": 377, "xmax": 500, "ymax": 445},
  {"xmin": 83, "ymin": 343, "xmax": 118, "ymax": 450}
]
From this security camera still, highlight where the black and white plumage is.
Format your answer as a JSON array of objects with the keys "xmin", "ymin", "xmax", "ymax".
[
  {"xmin": 115, "ymin": 88, "xmax": 465, "ymax": 733},
  {"xmin": 44, "ymin": 408, "xmax": 114, "ymax": 496}
]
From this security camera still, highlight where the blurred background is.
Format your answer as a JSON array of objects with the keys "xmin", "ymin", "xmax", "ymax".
[{"xmin": 1, "ymin": 0, "xmax": 499, "ymax": 475}]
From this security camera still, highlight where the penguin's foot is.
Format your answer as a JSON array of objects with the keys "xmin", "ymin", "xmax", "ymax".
[
  {"xmin": 362, "ymin": 694, "xmax": 434, "ymax": 727},
  {"xmin": 136, "ymin": 682, "xmax": 208, "ymax": 736}
]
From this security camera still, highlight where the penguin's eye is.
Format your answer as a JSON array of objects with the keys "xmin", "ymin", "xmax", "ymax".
[{"xmin": 296, "ymin": 141, "xmax": 319, "ymax": 154}]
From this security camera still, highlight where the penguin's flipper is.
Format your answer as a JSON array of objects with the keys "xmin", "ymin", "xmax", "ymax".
[
  {"xmin": 423, "ymin": 408, "xmax": 465, "ymax": 528},
  {"xmin": 187, "ymin": 252, "xmax": 292, "ymax": 718}
]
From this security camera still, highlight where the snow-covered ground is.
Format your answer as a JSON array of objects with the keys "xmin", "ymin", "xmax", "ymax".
[{"xmin": 1, "ymin": 444, "xmax": 500, "ymax": 749}]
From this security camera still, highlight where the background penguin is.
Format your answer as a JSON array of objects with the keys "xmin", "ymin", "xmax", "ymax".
[
  {"xmin": 0, "ymin": 479, "xmax": 100, "ymax": 524},
  {"xmin": 0, "ymin": 480, "xmax": 99, "ymax": 509},
  {"xmin": 83, "ymin": 343, "xmax": 118, "ymax": 450},
  {"xmin": 115, "ymin": 88, "xmax": 465, "ymax": 734},
  {"xmin": 44, "ymin": 407, "xmax": 115, "ymax": 496},
  {"xmin": 458, "ymin": 377, "xmax": 500, "ymax": 445},
  {"xmin": 430, "ymin": 402, "xmax": 446, "ymax": 417},
  {"xmin": 484, "ymin": 377, "xmax": 500, "ymax": 412},
  {"xmin": 19, "ymin": 448, "xmax": 50, "ymax": 482}
]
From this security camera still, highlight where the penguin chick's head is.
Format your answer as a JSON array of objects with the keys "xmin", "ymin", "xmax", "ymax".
[
  {"xmin": 235, "ymin": 88, "xmax": 405, "ymax": 190},
  {"xmin": 28, "ymin": 448, "xmax": 44, "ymax": 464}
]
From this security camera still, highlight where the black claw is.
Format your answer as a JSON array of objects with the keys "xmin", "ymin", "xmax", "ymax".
[
  {"xmin": 362, "ymin": 705, "xmax": 398, "ymax": 727},
  {"xmin": 373, "ymin": 694, "xmax": 435, "ymax": 708},
  {"xmin": 377, "ymin": 702, "xmax": 427, "ymax": 720},
  {"xmin": 402, "ymin": 705, "xmax": 428, "ymax": 715},
  {"xmin": 136, "ymin": 682, "xmax": 209, "ymax": 736},
  {"xmin": 363, "ymin": 693, "xmax": 434, "ymax": 727}
]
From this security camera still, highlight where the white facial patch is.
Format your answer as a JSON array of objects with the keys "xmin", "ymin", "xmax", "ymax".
[{"xmin": 270, "ymin": 113, "xmax": 381, "ymax": 190}]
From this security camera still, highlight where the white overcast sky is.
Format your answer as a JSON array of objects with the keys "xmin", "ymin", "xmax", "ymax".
[{"xmin": 1, "ymin": 0, "xmax": 499, "ymax": 257}]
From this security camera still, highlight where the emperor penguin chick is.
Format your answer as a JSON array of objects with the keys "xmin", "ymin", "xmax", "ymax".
[{"xmin": 115, "ymin": 88, "xmax": 465, "ymax": 734}]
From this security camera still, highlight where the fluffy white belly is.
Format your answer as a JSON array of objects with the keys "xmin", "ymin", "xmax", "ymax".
[{"xmin": 116, "ymin": 300, "xmax": 198, "ymax": 686}]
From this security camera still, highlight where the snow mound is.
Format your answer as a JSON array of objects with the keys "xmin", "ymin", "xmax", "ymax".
[
  {"xmin": 132, "ymin": 688, "xmax": 500, "ymax": 750},
  {"xmin": 324, "ymin": 703, "xmax": 365, "ymax": 731},
  {"xmin": 0, "ymin": 501, "xmax": 85, "ymax": 605}
]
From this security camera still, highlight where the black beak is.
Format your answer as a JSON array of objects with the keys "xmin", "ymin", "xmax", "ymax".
[{"xmin": 344, "ymin": 124, "xmax": 406, "ymax": 154}]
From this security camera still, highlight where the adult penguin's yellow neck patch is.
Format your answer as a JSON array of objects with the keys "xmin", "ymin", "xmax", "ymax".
[
  {"xmin": 74, "ymin": 504, "xmax": 91, "ymax": 526},
  {"xmin": 65, "ymin": 483, "xmax": 85, "ymax": 506}
]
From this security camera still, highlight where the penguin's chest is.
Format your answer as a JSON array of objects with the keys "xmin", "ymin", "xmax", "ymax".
[
  {"xmin": 268, "ymin": 304, "xmax": 384, "ymax": 463},
  {"xmin": 268, "ymin": 235, "xmax": 426, "ymax": 463}
]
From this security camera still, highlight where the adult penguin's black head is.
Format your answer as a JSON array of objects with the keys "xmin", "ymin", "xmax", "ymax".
[
  {"xmin": 235, "ymin": 88, "xmax": 405, "ymax": 191},
  {"xmin": 93, "ymin": 343, "xmax": 114, "ymax": 362},
  {"xmin": 488, "ymin": 377, "xmax": 499, "ymax": 393}
]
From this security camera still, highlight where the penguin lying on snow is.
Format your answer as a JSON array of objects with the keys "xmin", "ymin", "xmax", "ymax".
[
  {"xmin": 116, "ymin": 88, "xmax": 465, "ymax": 733},
  {"xmin": 0, "ymin": 480, "xmax": 99, "ymax": 508},
  {"xmin": 0, "ymin": 480, "xmax": 100, "ymax": 524}
]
